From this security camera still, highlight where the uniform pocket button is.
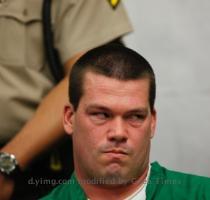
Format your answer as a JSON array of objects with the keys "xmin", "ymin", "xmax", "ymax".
[{"xmin": 23, "ymin": 8, "xmax": 28, "ymax": 17}]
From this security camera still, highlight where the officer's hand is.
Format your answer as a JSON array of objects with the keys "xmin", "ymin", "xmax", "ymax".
[{"xmin": 0, "ymin": 173, "xmax": 14, "ymax": 200}]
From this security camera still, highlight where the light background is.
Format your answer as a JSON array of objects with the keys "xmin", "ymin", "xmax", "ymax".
[{"xmin": 123, "ymin": 0, "xmax": 210, "ymax": 176}]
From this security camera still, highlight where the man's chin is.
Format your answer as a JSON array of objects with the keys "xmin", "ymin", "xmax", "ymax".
[{"xmin": 99, "ymin": 168, "xmax": 132, "ymax": 186}]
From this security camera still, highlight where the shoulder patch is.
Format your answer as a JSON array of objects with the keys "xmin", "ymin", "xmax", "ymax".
[{"xmin": 107, "ymin": 0, "xmax": 121, "ymax": 9}]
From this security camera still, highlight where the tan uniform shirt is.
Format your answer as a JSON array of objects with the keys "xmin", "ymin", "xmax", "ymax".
[{"xmin": 0, "ymin": 0, "xmax": 132, "ymax": 143}]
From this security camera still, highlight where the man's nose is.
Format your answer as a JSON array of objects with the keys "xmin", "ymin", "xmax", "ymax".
[{"xmin": 107, "ymin": 117, "xmax": 128, "ymax": 143}]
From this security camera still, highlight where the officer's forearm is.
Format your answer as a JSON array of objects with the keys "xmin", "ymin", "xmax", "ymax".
[
  {"xmin": 1, "ymin": 77, "xmax": 69, "ymax": 170},
  {"xmin": 0, "ymin": 52, "xmax": 84, "ymax": 170}
]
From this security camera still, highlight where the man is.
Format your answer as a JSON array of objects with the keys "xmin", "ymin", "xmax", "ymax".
[
  {"xmin": 0, "ymin": 0, "xmax": 132, "ymax": 199},
  {"xmin": 41, "ymin": 45, "xmax": 210, "ymax": 199}
]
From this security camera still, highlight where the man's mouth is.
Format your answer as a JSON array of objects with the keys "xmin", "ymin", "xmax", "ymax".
[{"xmin": 104, "ymin": 149, "xmax": 129, "ymax": 155}]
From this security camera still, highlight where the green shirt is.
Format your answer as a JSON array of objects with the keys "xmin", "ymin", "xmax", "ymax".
[{"xmin": 40, "ymin": 162, "xmax": 210, "ymax": 200}]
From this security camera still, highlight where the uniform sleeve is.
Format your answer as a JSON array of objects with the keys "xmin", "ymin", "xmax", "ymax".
[{"xmin": 54, "ymin": 0, "xmax": 133, "ymax": 64}]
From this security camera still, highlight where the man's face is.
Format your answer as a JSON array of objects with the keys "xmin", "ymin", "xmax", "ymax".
[{"xmin": 64, "ymin": 71, "xmax": 156, "ymax": 185}]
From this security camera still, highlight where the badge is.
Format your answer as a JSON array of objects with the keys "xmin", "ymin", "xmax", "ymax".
[{"xmin": 107, "ymin": 0, "xmax": 121, "ymax": 9}]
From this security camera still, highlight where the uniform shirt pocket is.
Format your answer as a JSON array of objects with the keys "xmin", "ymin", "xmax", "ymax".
[{"xmin": 0, "ymin": 0, "xmax": 44, "ymax": 71}]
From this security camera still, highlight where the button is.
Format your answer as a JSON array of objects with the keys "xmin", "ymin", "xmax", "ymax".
[{"xmin": 23, "ymin": 8, "xmax": 28, "ymax": 16}]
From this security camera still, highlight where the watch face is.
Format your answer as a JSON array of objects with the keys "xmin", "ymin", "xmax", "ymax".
[{"xmin": 0, "ymin": 153, "xmax": 17, "ymax": 175}]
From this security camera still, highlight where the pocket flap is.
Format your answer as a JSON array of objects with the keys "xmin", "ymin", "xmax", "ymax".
[{"xmin": 0, "ymin": 0, "xmax": 42, "ymax": 23}]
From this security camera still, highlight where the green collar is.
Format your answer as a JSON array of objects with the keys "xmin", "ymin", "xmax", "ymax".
[
  {"xmin": 69, "ymin": 173, "xmax": 87, "ymax": 199},
  {"xmin": 146, "ymin": 162, "xmax": 166, "ymax": 200}
]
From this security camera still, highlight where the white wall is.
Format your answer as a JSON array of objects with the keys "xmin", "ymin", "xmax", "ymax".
[{"xmin": 124, "ymin": 0, "xmax": 210, "ymax": 176}]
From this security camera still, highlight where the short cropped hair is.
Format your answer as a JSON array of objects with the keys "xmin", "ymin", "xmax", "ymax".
[{"xmin": 69, "ymin": 45, "xmax": 156, "ymax": 112}]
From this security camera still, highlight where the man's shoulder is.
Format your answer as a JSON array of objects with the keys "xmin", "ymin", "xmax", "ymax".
[
  {"xmin": 151, "ymin": 161, "xmax": 210, "ymax": 184},
  {"xmin": 39, "ymin": 173, "xmax": 86, "ymax": 200},
  {"xmin": 39, "ymin": 182, "xmax": 70, "ymax": 200},
  {"xmin": 147, "ymin": 162, "xmax": 210, "ymax": 200}
]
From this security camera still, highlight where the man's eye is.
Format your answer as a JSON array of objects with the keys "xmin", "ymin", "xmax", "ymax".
[
  {"xmin": 94, "ymin": 113, "xmax": 107, "ymax": 118},
  {"xmin": 90, "ymin": 112, "xmax": 109, "ymax": 121},
  {"xmin": 127, "ymin": 114, "xmax": 145, "ymax": 122}
]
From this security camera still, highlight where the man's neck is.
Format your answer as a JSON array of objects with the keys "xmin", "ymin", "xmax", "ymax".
[{"xmin": 76, "ymin": 166, "xmax": 149, "ymax": 200}]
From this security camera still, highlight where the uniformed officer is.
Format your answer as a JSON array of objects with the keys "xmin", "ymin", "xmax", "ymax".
[{"xmin": 0, "ymin": 0, "xmax": 132, "ymax": 199}]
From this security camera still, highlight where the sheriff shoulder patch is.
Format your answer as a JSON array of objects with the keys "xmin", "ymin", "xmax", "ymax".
[{"xmin": 107, "ymin": 0, "xmax": 121, "ymax": 9}]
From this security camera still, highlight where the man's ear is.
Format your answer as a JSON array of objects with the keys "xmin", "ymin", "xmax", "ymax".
[
  {"xmin": 150, "ymin": 108, "xmax": 157, "ymax": 138},
  {"xmin": 63, "ymin": 103, "xmax": 75, "ymax": 135}
]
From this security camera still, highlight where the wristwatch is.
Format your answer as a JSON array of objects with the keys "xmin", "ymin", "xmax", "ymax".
[{"xmin": 0, "ymin": 152, "xmax": 21, "ymax": 178}]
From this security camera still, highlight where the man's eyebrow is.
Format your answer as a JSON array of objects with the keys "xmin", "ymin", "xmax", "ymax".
[
  {"xmin": 86, "ymin": 105, "xmax": 148, "ymax": 113},
  {"xmin": 126, "ymin": 108, "xmax": 148, "ymax": 114},
  {"xmin": 86, "ymin": 104, "xmax": 110, "ymax": 111}
]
